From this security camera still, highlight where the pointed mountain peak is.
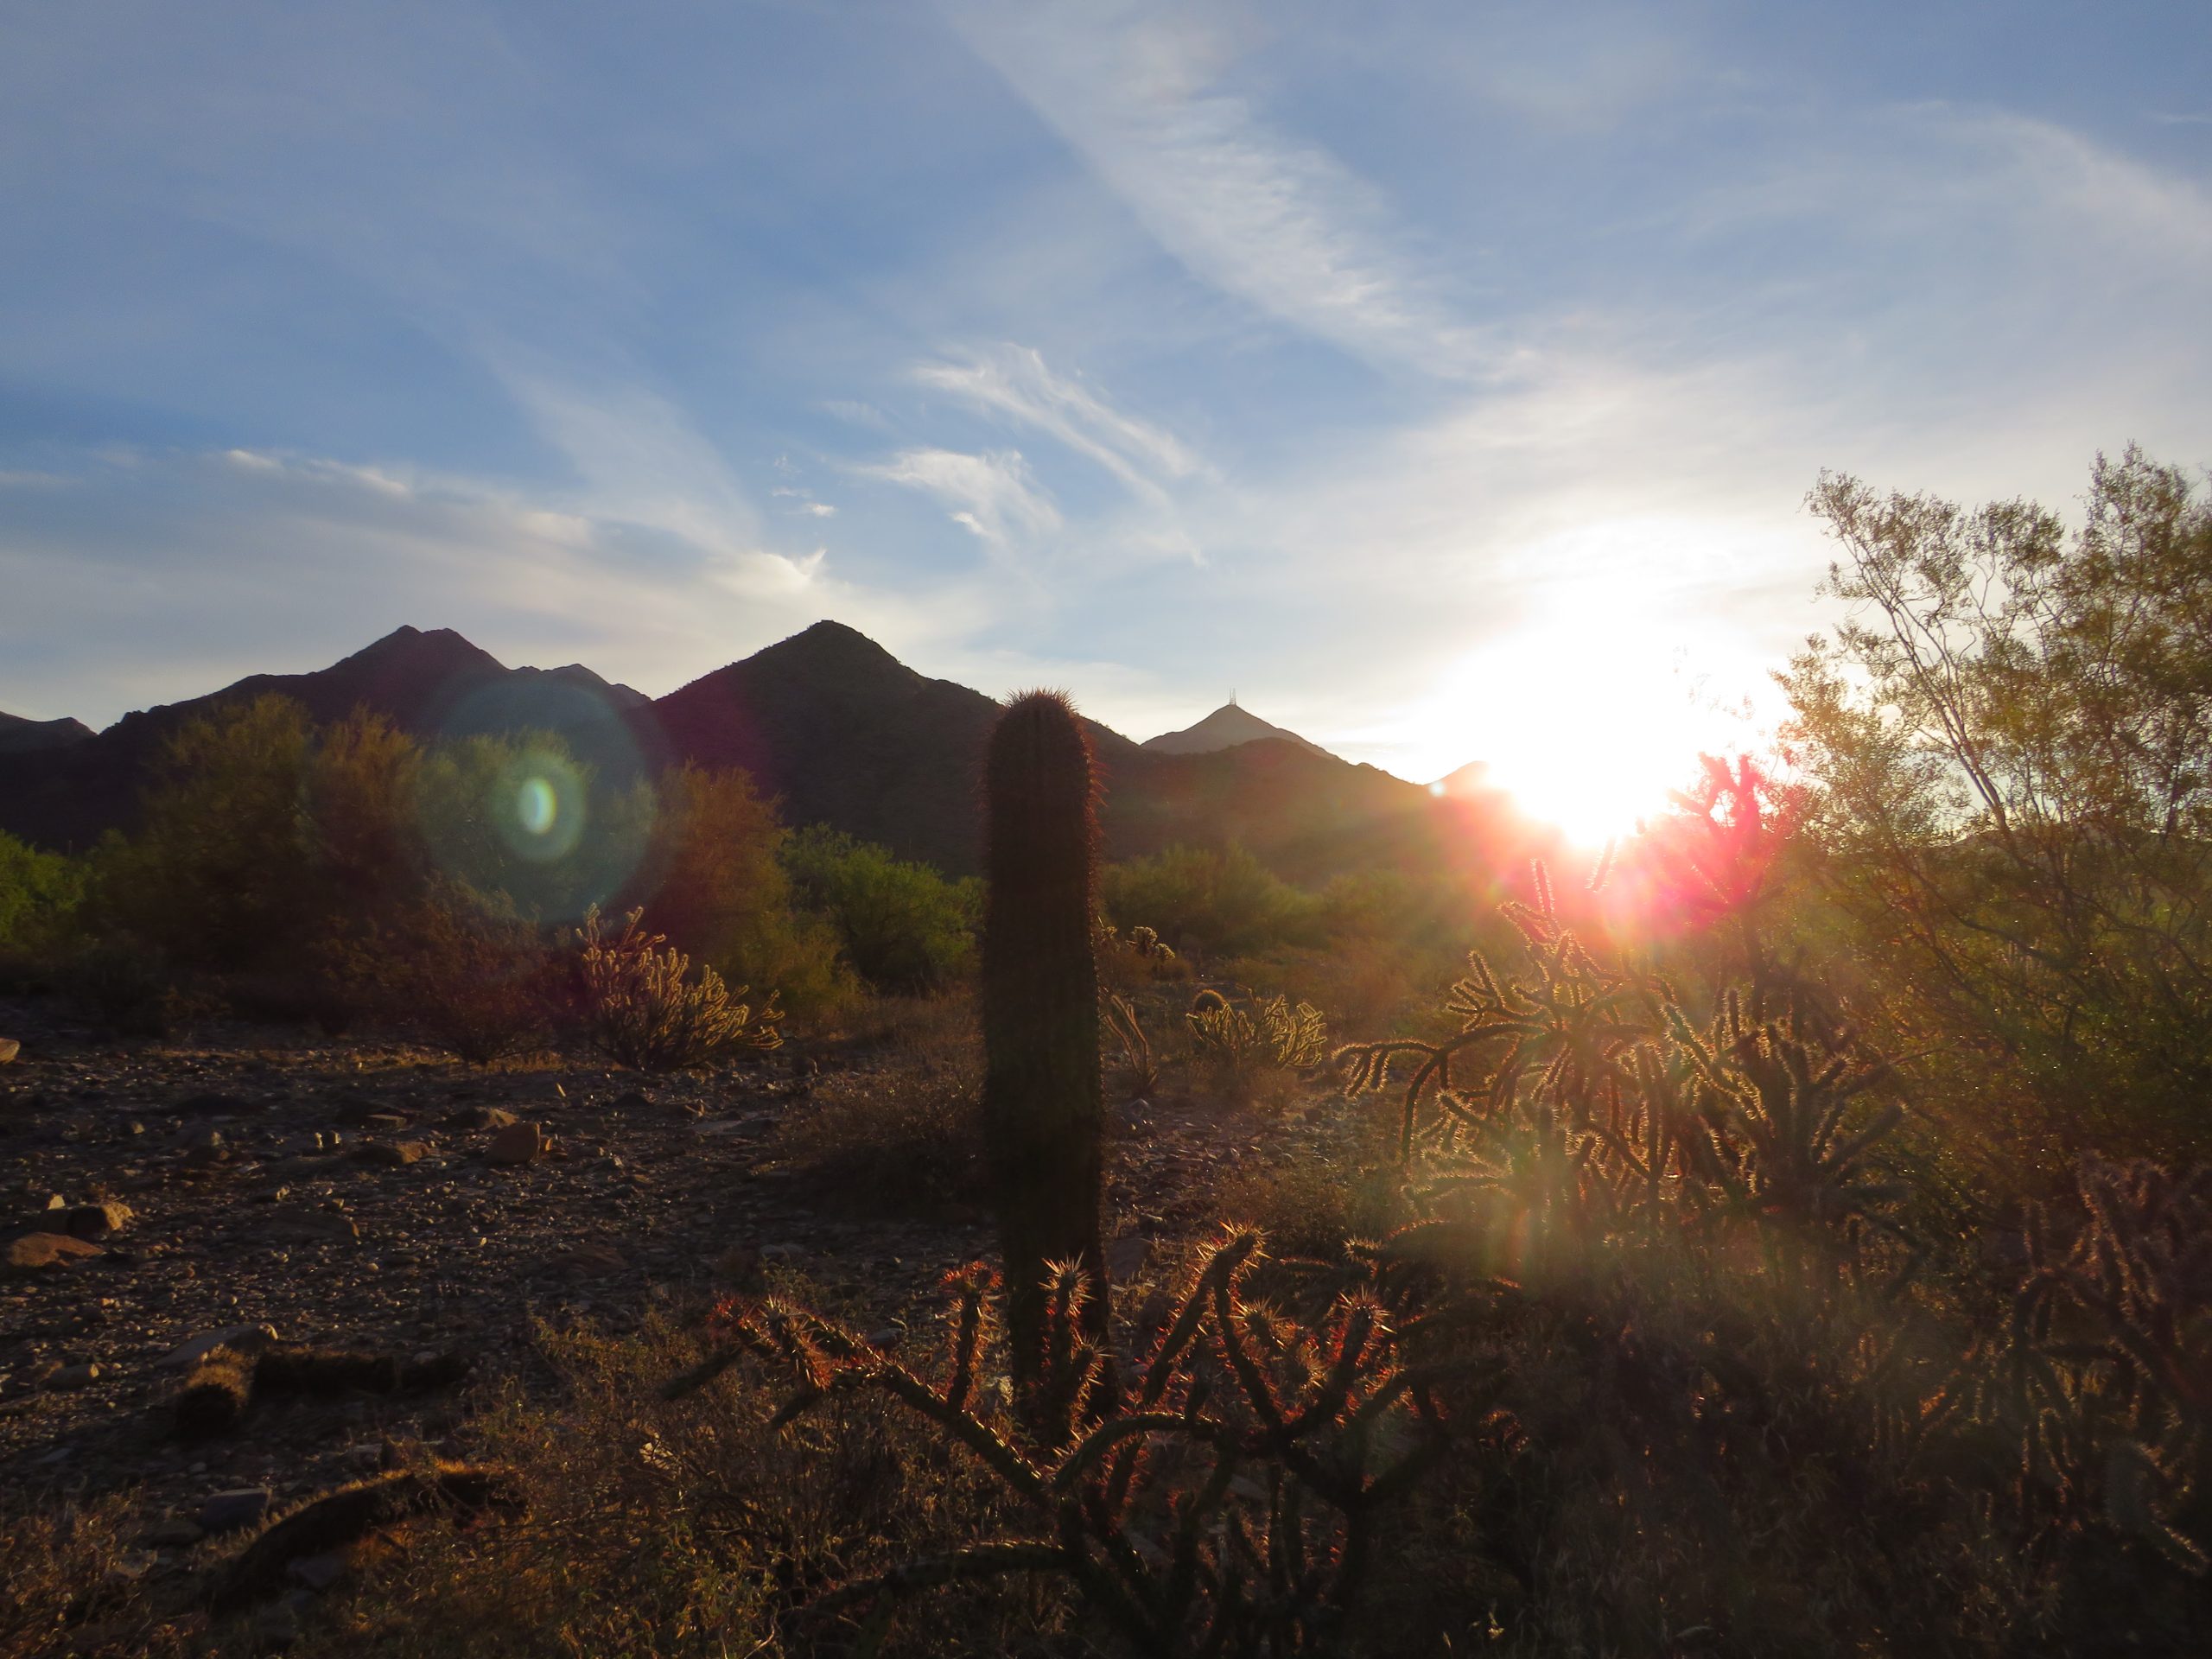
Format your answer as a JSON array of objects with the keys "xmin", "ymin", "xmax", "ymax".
[
  {"xmin": 1143, "ymin": 702, "xmax": 1335, "ymax": 760},
  {"xmin": 340, "ymin": 625, "xmax": 507, "ymax": 676}
]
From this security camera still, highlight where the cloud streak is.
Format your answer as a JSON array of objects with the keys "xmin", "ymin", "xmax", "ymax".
[
  {"xmin": 865, "ymin": 446, "xmax": 1063, "ymax": 553},
  {"xmin": 944, "ymin": 0, "xmax": 1483, "ymax": 376}
]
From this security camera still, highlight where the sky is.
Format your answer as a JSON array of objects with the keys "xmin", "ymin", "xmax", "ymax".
[{"xmin": 3, "ymin": 0, "xmax": 2209, "ymax": 813}]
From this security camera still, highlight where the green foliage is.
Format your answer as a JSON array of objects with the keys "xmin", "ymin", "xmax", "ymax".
[
  {"xmin": 1103, "ymin": 843, "xmax": 1319, "ymax": 959},
  {"xmin": 0, "ymin": 830, "xmax": 86, "ymax": 962},
  {"xmin": 785, "ymin": 826, "xmax": 976, "ymax": 994},
  {"xmin": 569, "ymin": 906, "xmax": 782, "ymax": 1071},
  {"xmin": 92, "ymin": 694, "xmax": 321, "ymax": 973},
  {"xmin": 1782, "ymin": 445, "xmax": 2212, "ymax": 1166},
  {"xmin": 667, "ymin": 1230, "xmax": 1478, "ymax": 1656},
  {"xmin": 644, "ymin": 766, "xmax": 854, "ymax": 1021}
]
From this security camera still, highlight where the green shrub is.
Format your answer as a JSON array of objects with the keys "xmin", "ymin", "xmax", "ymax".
[
  {"xmin": 1102, "ymin": 842, "xmax": 1319, "ymax": 958},
  {"xmin": 641, "ymin": 765, "xmax": 855, "ymax": 1022},
  {"xmin": 784, "ymin": 827, "xmax": 976, "ymax": 993},
  {"xmin": 92, "ymin": 694, "xmax": 321, "ymax": 973},
  {"xmin": 0, "ymin": 830, "xmax": 86, "ymax": 976}
]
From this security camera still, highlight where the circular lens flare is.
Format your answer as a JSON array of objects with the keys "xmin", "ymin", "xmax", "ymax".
[
  {"xmin": 496, "ymin": 751, "xmax": 587, "ymax": 864},
  {"xmin": 516, "ymin": 776, "xmax": 558, "ymax": 837}
]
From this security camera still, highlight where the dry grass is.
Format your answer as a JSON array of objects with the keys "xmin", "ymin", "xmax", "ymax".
[{"xmin": 774, "ymin": 1009, "xmax": 988, "ymax": 1217}]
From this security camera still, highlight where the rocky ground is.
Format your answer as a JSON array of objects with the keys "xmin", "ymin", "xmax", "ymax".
[{"xmin": 0, "ymin": 993, "xmax": 1334, "ymax": 1575}]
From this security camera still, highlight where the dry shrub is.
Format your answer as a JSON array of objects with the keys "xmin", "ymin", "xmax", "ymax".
[
  {"xmin": 339, "ymin": 881, "xmax": 554, "ymax": 1065},
  {"xmin": 0, "ymin": 1492, "xmax": 201, "ymax": 1658},
  {"xmin": 775, "ymin": 1062, "xmax": 988, "ymax": 1217},
  {"xmin": 307, "ymin": 1314, "xmax": 1054, "ymax": 1659}
]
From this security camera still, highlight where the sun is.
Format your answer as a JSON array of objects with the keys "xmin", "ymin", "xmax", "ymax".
[{"xmin": 1417, "ymin": 611, "xmax": 1756, "ymax": 845}]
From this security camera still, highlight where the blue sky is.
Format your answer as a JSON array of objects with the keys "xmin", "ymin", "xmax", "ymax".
[{"xmin": 3, "ymin": 0, "xmax": 2208, "ymax": 801}]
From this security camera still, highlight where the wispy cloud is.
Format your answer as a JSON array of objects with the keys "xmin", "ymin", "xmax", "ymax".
[
  {"xmin": 944, "ymin": 0, "xmax": 1482, "ymax": 376},
  {"xmin": 914, "ymin": 342, "xmax": 1201, "ymax": 499},
  {"xmin": 865, "ymin": 446, "xmax": 1062, "ymax": 551}
]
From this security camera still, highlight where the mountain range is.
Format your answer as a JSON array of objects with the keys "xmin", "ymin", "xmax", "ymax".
[{"xmin": 0, "ymin": 622, "xmax": 1544, "ymax": 883}]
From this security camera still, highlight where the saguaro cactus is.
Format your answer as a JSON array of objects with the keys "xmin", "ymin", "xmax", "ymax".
[{"xmin": 982, "ymin": 690, "xmax": 1111, "ymax": 1420}]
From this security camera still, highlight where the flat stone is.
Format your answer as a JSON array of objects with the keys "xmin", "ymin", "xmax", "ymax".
[
  {"xmin": 197, "ymin": 1487, "xmax": 273, "ymax": 1535},
  {"xmin": 141, "ymin": 1516, "xmax": 206, "ymax": 1548},
  {"xmin": 486, "ymin": 1121, "xmax": 546, "ymax": 1166},
  {"xmin": 8, "ymin": 1231, "xmax": 105, "ymax": 1273},
  {"xmin": 288, "ymin": 1549, "xmax": 354, "ymax": 1592}
]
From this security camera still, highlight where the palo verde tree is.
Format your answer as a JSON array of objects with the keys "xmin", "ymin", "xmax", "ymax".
[
  {"xmin": 1782, "ymin": 446, "xmax": 2212, "ymax": 1169},
  {"xmin": 981, "ymin": 690, "xmax": 1113, "ymax": 1425}
]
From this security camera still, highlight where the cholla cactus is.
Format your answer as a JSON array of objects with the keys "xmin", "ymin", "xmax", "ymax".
[
  {"xmin": 1977, "ymin": 1159, "xmax": 2212, "ymax": 1573},
  {"xmin": 1103, "ymin": 991, "xmax": 1159, "ymax": 1099},
  {"xmin": 570, "ymin": 906, "xmax": 782, "ymax": 1071},
  {"xmin": 1340, "ymin": 868, "xmax": 1906, "ymax": 1284},
  {"xmin": 1188, "ymin": 991, "xmax": 1327, "ymax": 1084},
  {"xmin": 666, "ymin": 1229, "xmax": 1489, "ymax": 1656}
]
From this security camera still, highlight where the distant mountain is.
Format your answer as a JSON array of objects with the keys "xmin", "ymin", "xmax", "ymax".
[
  {"xmin": 1143, "ymin": 702, "xmax": 1334, "ymax": 760},
  {"xmin": 0, "ymin": 619, "xmax": 1520, "ymax": 889},
  {"xmin": 648, "ymin": 622, "xmax": 1459, "ymax": 880},
  {"xmin": 0, "ymin": 711, "xmax": 93, "ymax": 755},
  {"xmin": 0, "ymin": 627, "xmax": 651, "ymax": 851}
]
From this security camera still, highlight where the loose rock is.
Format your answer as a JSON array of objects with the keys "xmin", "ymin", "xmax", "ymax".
[
  {"xmin": 199, "ymin": 1487, "xmax": 274, "ymax": 1535},
  {"xmin": 8, "ymin": 1231, "xmax": 105, "ymax": 1272},
  {"xmin": 67, "ymin": 1200, "xmax": 134, "ymax": 1239},
  {"xmin": 486, "ymin": 1121, "xmax": 546, "ymax": 1166}
]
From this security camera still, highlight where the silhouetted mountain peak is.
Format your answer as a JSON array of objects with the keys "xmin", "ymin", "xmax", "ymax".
[
  {"xmin": 1144, "ymin": 702, "xmax": 1334, "ymax": 760},
  {"xmin": 338, "ymin": 625, "xmax": 506, "ymax": 679},
  {"xmin": 753, "ymin": 620, "xmax": 912, "ymax": 681},
  {"xmin": 0, "ymin": 711, "xmax": 95, "ymax": 753}
]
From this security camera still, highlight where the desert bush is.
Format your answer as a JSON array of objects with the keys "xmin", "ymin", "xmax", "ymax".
[
  {"xmin": 569, "ymin": 906, "xmax": 782, "ymax": 1071},
  {"xmin": 92, "ymin": 694, "xmax": 321, "ymax": 974},
  {"xmin": 62, "ymin": 932, "xmax": 181, "ymax": 1037},
  {"xmin": 339, "ymin": 880, "xmax": 555, "ymax": 1065},
  {"xmin": 0, "ymin": 828, "xmax": 86, "ymax": 952},
  {"xmin": 640, "ymin": 764, "xmax": 855, "ymax": 1022},
  {"xmin": 785, "ymin": 826, "xmax": 977, "ymax": 993},
  {"xmin": 1103, "ymin": 842, "xmax": 1320, "ymax": 959},
  {"xmin": 1783, "ymin": 446, "xmax": 2212, "ymax": 1167},
  {"xmin": 775, "ymin": 1062, "xmax": 988, "ymax": 1217}
]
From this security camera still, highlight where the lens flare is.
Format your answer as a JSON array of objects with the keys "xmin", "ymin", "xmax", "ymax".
[
  {"xmin": 516, "ymin": 775, "xmax": 558, "ymax": 838},
  {"xmin": 498, "ymin": 752, "xmax": 586, "ymax": 863}
]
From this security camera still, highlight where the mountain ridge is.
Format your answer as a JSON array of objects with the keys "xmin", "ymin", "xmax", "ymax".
[{"xmin": 0, "ymin": 620, "xmax": 1513, "ymax": 882}]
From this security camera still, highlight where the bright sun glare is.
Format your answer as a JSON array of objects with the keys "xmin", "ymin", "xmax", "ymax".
[{"xmin": 1419, "ymin": 612, "xmax": 1757, "ymax": 845}]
